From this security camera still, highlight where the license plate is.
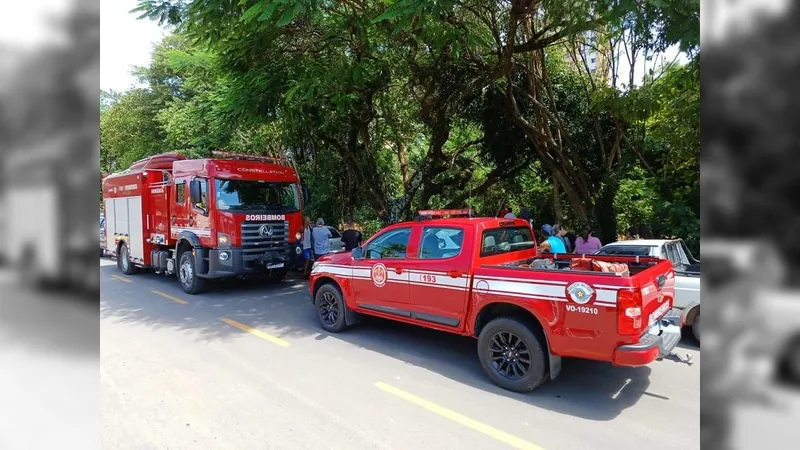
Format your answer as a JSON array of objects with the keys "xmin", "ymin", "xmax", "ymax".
[{"xmin": 267, "ymin": 263, "xmax": 284, "ymax": 269}]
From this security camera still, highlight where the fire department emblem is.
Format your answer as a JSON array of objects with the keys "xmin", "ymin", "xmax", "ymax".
[
  {"xmin": 566, "ymin": 282, "xmax": 594, "ymax": 305},
  {"xmin": 371, "ymin": 263, "xmax": 388, "ymax": 288}
]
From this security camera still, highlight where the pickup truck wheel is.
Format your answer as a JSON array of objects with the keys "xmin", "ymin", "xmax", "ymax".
[
  {"xmin": 692, "ymin": 314, "xmax": 700, "ymax": 342},
  {"xmin": 478, "ymin": 318, "xmax": 548, "ymax": 392},
  {"xmin": 315, "ymin": 284, "xmax": 347, "ymax": 333},
  {"xmin": 178, "ymin": 251, "xmax": 206, "ymax": 295}
]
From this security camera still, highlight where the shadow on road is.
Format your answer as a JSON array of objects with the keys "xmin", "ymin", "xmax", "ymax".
[
  {"xmin": 0, "ymin": 271, "xmax": 98, "ymax": 358},
  {"xmin": 101, "ymin": 262, "xmax": 682, "ymax": 422}
]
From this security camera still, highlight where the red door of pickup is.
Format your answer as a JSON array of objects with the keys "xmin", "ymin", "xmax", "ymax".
[
  {"xmin": 404, "ymin": 225, "xmax": 471, "ymax": 328},
  {"xmin": 351, "ymin": 227, "xmax": 413, "ymax": 313}
]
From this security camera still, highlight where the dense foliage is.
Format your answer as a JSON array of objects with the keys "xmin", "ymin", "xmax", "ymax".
[{"xmin": 101, "ymin": 0, "xmax": 700, "ymax": 251}]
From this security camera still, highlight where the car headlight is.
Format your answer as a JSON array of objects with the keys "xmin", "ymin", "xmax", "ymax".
[
  {"xmin": 217, "ymin": 232, "xmax": 231, "ymax": 247},
  {"xmin": 295, "ymin": 231, "xmax": 302, "ymax": 241}
]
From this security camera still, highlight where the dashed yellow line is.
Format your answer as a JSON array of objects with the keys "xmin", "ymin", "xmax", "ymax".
[
  {"xmin": 110, "ymin": 274, "xmax": 132, "ymax": 283},
  {"xmin": 151, "ymin": 289, "xmax": 188, "ymax": 305},
  {"xmin": 374, "ymin": 382, "xmax": 544, "ymax": 450},
  {"xmin": 221, "ymin": 317, "xmax": 290, "ymax": 348}
]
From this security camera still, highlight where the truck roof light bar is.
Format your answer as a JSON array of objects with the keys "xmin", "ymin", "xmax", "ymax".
[{"xmin": 417, "ymin": 209, "xmax": 474, "ymax": 220}]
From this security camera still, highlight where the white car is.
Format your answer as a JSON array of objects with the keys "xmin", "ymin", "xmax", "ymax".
[
  {"xmin": 596, "ymin": 239, "xmax": 701, "ymax": 341},
  {"xmin": 327, "ymin": 226, "xmax": 344, "ymax": 252}
]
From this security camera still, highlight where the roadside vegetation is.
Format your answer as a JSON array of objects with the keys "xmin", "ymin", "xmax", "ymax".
[{"xmin": 101, "ymin": 0, "xmax": 700, "ymax": 252}]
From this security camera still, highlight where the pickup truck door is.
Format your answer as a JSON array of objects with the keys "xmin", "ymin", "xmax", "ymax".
[
  {"xmin": 403, "ymin": 225, "xmax": 471, "ymax": 328},
  {"xmin": 351, "ymin": 227, "xmax": 413, "ymax": 311}
]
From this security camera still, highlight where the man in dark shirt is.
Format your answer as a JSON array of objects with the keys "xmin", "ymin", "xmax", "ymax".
[{"xmin": 341, "ymin": 221, "xmax": 363, "ymax": 251}]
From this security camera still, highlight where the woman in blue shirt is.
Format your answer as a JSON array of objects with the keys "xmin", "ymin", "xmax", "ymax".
[{"xmin": 538, "ymin": 224, "xmax": 567, "ymax": 253}]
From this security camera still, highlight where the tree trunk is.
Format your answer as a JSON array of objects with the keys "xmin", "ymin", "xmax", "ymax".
[
  {"xmin": 552, "ymin": 176, "xmax": 564, "ymax": 223},
  {"xmin": 594, "ymin": 175, "xmax": 619, "ymax": 244}
]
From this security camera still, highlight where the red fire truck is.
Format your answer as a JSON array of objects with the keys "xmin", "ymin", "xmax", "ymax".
[
  {"xmin": 310, "ymin": 210, "xmax": 687, "ymax": 392},
  {"xmin": 102, "ymin": 151, "xmax": 309, "ymax": 294}
]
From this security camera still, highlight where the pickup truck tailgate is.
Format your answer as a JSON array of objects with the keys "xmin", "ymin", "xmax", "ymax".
[{"xmin": 638, "ymin": 264, "xmax": 677, "ymax": 329}]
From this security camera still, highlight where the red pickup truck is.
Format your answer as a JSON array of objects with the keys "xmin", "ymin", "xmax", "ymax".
[{"xmin": 309, "ymin": 211, "xmax": 683, "ymax": 392}]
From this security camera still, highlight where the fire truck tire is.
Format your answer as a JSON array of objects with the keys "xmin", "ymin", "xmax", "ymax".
[
  {"xmin": 178, "ymin": 251, "xmax": 206, "ymax": 295},
  {"xmin": 315, "ymin": 283, "xmax": 347, "ymax": 333},
  {"xmin": 117, "ymin": 242, "xmax": 138, "ymax": 275},
  {"xmin": 477, "ymin": 317, "xmax": 548, "ymax": 393}
]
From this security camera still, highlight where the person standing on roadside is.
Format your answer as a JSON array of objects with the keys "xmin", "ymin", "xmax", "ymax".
[
  {"xmin": 504, "ymin": 207, "xmax": 516, "ymax": 219},
  {"xmin": 519, "ymin": 204, "xmax": 533, "ymax": 226},
  {"xmin": 574, "ymin": 226, "xmax": 602, "ymax": 253},
  {"xmin": 311, "ymin": 217, "xmax": 332, "ymax": 260},
  {"xmin": 638, "ymin": 224, "xmax": 653, "ymax": 239},
  {"xmin": 554, "ymin": 224, "xmax": 573, "ymax": 253},
  {"xmin": 624, "ymin": 226, "xmax": 640, "ymax": 241},
  {"xmin": 538, "ymin": 224, "xmax": 567, "ymax": 253},
  {"xmin": 341, "ymin": 220, "xmax": 363, "ymax": 251},
  {"xmin": 302, "ymin": 216, "xmax": 314, "ymax": 276}
]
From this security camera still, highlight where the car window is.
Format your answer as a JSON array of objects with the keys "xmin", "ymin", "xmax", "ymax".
[
  {"xmin": 327, "ymin": 227, "xmax": 341, "ymax": 238},
  {"xmin": 480, "ymin": 226, "xmax": 535, "ymax": 257},
  {"xmin": 364, "ymin": 227, "xmax": 411, "ymax": 259},
  {"xmin": 596, "ymin": 245, "xmax": 653, "ymax": 256},
  {"xmin": 176, "ymin": 181, "xmax": 185, "ymax": 204},
  {"xmin": 664, "ymin": 243, "xmax": 685, "ymax": 270},
  {"xmin": 680, "ymin": 240, "xmax": 698, "ymax": 263},
  {"xmin": 420, "ymin": 227, "xmax": 464, "ymax": 259}
]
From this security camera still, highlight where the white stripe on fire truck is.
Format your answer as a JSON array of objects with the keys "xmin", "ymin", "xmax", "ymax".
[{"xmin": 171, "ymin": 227, "xmax": 212, "ymax": 237}]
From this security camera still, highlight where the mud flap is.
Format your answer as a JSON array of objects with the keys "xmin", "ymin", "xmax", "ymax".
[
  {"xmin": 344, "ymin": 299, "xmax": 361, "ymax": 326},
  {"xmin": 549, "ymin": 353, "xmax": 562, "ymax": 380}
]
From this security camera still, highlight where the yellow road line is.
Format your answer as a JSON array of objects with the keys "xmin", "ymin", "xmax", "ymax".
[
  {"xmin": 151, "ymin": 289, "xmax": 188, "ymax": 305},
  {"xmin": 374, "ymin": 382, "xmax": 544, "ymax": 450},
  {"xmin": 110, "ymin": 274, "xmax": 132, "ymax": 283},
  {"xmin": 221, "ymin": 317, "xmax": 290, "ymax": 348}
]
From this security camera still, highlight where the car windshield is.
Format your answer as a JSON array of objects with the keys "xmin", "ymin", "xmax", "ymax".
[
  {"xmin": 596, "ymin": 245, "xmax": 653, "ymax": 256},
  {"xmin": 480, "ymin": 226, "xmax": 535, "ymax": 257},
  {"xmin": 214, "ymin": 179, "xmax": 299, "ymax": 211}
]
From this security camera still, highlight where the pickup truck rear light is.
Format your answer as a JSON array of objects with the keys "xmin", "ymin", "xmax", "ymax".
[{"xmin": 617, "ymin": 289, "xmax": 642, "ymax": 336}]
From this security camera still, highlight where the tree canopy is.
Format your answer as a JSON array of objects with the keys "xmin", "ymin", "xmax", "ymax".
[{"xmin": 101, "ymin": 0, "xmax": 700, "ymax": 250}]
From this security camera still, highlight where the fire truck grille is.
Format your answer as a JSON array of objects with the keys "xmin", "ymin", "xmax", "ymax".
[{"xmin": 241, "ymin": 221, "xmax": 290, "ymax": 259}]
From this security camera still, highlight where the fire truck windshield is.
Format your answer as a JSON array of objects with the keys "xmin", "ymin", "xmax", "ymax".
[{"xmin": 214, "ymin": 178, "xmax": 299, "ymax": 212}]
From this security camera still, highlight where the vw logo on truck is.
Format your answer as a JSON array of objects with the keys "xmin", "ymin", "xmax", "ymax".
[{"xmin": 259, "ymin": 224, "xmax": 274, "ymax": 237}]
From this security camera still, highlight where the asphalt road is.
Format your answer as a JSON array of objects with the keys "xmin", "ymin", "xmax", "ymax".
[{"xmin": 98, "ymin": 258, "xmax": 701, "ymax": 450}]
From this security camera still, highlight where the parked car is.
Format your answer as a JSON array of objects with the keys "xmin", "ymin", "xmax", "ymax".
[
  {"xmin": 595, "ymin": 239, "xmax": 701, "ymax": 341},
  {"xmin": 327, "ymin": 226, "xmax": 344, "ymax": 252},
  {"xmin": 310, "ymin": 211, "xmax": 682, "ymax": 393}
]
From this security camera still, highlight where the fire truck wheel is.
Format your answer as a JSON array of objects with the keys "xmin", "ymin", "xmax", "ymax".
[
  {"xmin": 178, "ymin": 251, "xmax": 206, "ymax": 295},
  {"xmin": 478, "ymin": 317, "xmax": 548, "ymax": 393},
  {"xmin": 315, "ymin": 283, "xmax": 347, "ymax": 333},
  {"xmin": 117, "ymin": 242, "xmax": 138, "ymax": 275}
]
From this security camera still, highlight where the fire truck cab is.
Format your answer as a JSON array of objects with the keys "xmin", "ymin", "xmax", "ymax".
[{"xmin": 102, "ymin": 151, "xmax": 309, "ymax": 294}]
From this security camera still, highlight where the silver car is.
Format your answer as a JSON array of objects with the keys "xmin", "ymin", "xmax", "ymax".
[{"xmin": 327, "ymin": 226, "xmax": 344, "ymax": 252}]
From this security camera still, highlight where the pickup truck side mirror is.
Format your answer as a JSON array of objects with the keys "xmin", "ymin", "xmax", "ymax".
[{"xmin": 351, "ymin": 247, "xmax": 363, "ymax": 259}]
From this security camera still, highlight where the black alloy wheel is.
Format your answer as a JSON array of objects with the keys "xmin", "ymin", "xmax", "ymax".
[
  {"xmin": 319, "ymin": 290, "xmax": 339, "ymax": 326},
  {"xmin": 315, "ymin": 283, "xmax": 347, "ymax": 333},
  {"xmin": 488, "ymin": 331, "xmax": 531, "ymax": 380},
  {"xmin": 477, "ymin": 317, "xmax": 548, "ymax": 392}
]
